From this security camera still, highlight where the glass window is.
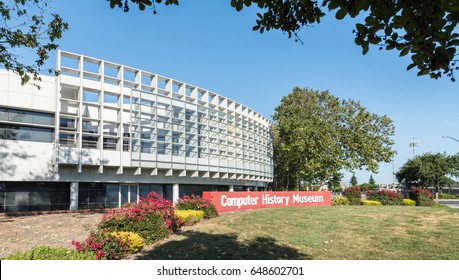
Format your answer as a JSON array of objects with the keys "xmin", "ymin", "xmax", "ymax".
[
  {"xmin": 157, "ymin": 143, "xmax": 167, "ymax": 155},
  {"xmin": 31, "ymin": 127, "xmax": 54, "ymax": 142},
  {"xmin": 0, "ymin": 108, "xmax": 7, "ymax": 121},
  {"xmin": 141, "ymin": 141, "xmax": 152, "ymax": 153},
  {"xmin": 8, "ymin": 110, "xmax": 31, "ymax": 123},
  {"xmin": 30, "ymin": 112, "xmax": 54, "ymax": 126},
  {"xmin": 16, "ymin": 126, "xmax": 31, "ymax": 141},
  {"xmin": 60, "ymin": 117, "xmax": 76, "ymax": 129},
  {"xmin": 103, "ymin": 138, "xmax": 117, "ymax": 150}
]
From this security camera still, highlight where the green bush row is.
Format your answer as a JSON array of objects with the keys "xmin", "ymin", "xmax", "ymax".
[{"xmin": 3, "ymin": 246, "xmax": 97, "ymax": 260}]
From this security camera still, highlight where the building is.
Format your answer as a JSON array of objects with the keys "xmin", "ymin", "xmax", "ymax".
[{"xmin": 0, "ymin": 50, "xmax": 273, "ymax": 212}]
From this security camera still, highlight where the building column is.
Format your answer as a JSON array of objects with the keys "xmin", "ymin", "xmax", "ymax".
[
  {"xmin": 229, "ymin": 185, "xmax": 234, "ymax": 192},
  {"xmin": 172, "ymin": 183, "xmax": 179, "ymax": 204},
  {"xmin": 70, "ymin": 182, "xmax": 79, "ymax": 210},
  {"xmin": 253, "ymin": 186, "xmax": 258, "ymax": 192}
]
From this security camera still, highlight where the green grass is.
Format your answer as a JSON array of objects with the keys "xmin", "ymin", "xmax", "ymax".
[{"xmin": 131, "ymin": 206, "xmax": 459, "ymax": 260}]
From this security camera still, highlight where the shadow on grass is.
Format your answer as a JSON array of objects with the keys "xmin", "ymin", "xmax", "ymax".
[{"xmin": 130, "ymin": 230, "xmax": 312, "ymax": 260}]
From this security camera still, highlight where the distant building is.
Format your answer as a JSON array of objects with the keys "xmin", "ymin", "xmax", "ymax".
[{"xmin": 0, "ymin": 50, "xmax": 273, "ymax": 212}]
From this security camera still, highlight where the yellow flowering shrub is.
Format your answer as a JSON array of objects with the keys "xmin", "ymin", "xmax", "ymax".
[
  {"xmin": 174, "ymin": 210, "xmax": 205, "ymax": 225},
  {"xmin": 111, "ymin": 231, "xmax": 144, "ymax": 253},
  {"xmin": 403, "ymin": 199, "xmax": 416, "ymax": 206},
  {"xmin": 360, "ymin": 199, "xmax": 382, "ymax": 206}
]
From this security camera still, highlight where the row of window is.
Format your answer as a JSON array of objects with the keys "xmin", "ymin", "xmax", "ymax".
[
  {"xmin": 0, "ymin": 125, "xmax": 54, "ymax": 143},
  {"xmin": 0, "ymin": 108, "xmax": 54, "ymax": 126}
]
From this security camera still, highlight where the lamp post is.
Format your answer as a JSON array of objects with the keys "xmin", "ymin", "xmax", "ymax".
[
  {"xmin": 409, "ymin": 138, "xmax": 420, "ymax": 157},
  {"xmin": 442, "ymin": 136, "xmax": 459, "ymax": 143}
]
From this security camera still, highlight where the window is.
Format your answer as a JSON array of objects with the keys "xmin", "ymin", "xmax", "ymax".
[
  {"xmin": 0, "ymin": 125, "xmax": 54, "ymax": 143},
  {"xmin": 60, "ymin": 118, "xmax": 76, "ymax": 130},
  {"xmin": 103, "ymin": 138, "xmax": 117, "ymax": 150},
  {"xmin": 172, "ymin": 144, "xmax": 181, "ymax": 156},
  {"xmin": 157, "ymin": 143, "xmax": 167, "ymax": 155}
]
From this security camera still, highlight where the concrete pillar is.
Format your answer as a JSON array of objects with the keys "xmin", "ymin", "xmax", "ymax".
[
  {"xmin": 172, "ymin": 183, "xmax": 179, "ymax": 204},
  {"xmin": 70, "ymin": 182, "xmax": 79, "ymax": 210},
  {"xmin": 229, "ymin": 185, "xmax": 234, "ymax": 192},
  {"xmin": 253, "ymin": 186, "xmax": 258, "ymax": 192}
]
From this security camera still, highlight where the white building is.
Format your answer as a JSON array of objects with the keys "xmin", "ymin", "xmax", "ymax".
[{"xmin": 0, "ymin": 50, "xmax": 273, "ymax": 212}]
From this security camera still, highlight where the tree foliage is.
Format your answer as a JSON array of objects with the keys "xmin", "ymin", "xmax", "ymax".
[
  {"xmin": 272, "ymin": 87, "xmax": 395, "ymax": 190},
  {"xmin": 350, "ymin": 173, "xmax": 358, "ymax": 186},
  {"xmin": 110, "ymin": 0, "xmax": 459, "ymax": 81},
  {"xmin": 0, "ymin": 0, "xmax": 68, "ymax": 88},
  {"xmin": 396, "ymin": 152, "xmax": 459, "ymax": 190}
]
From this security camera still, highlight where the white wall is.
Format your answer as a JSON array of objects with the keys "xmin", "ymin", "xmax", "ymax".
[{"xmin": 0, "ymin": 140, "xmax": 55, "ymax": 181}]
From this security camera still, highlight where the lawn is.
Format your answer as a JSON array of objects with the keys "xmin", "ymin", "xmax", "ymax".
[{"xmin": 132, "ymin": 205, "xmax": 459, "ymax": 260}]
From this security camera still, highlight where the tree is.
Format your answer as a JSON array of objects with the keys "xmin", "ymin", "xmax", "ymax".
[
  {"xmin": 369, "ymin": 174, "xmax": 376, "ymax": 186},
  {"xmin": 109, "ymin": 0, "xmax": 459, "ymax": 81},
  {"xmin": 396, "ymin": 152, "xmax": 459, "ymax": 193},
  {"xmin": 329, "ymin": 172, "xmax": 343, "ymax": 192},
  {"xmin": 350, "ymin": 174, "xmax": 358, "ymax": 186},
  {"xmin": 0, "ymin": 0, "xmax": 68, "ymax": 88},
  {"xmin": 272, "ymin": 87, "xmax": 395, "ymax": 189}
]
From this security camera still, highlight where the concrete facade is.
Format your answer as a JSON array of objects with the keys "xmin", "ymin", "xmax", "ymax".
[{"xmin": 0, "ymin": 50, "xmax": 273, "ymax": 212}]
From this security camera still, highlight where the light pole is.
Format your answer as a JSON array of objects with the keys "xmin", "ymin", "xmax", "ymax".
[
  {"xmin": 409, "ymin": 138, "xmax": 420, "ymax": 157},
  {"xmin": 442, "ymin": 136, "xmax": 459, "ymax": 143}
]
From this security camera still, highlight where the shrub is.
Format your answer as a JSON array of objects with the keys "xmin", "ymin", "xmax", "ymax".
[
  {"xmin": 332, "ymin": 195, "xmax": 349, "ymax": 206},
  {"xmin": 409, "ymin": 188, "xmax": 434, "ymax": 207},
  {"xmin": 403, "ymin": 199, "xmax": 416, "ymax": 206},
  {"xmin": 438, "ymin": 193, "xmax": 458, "ymax": 199},
  {"xmin": 98, "ymin": 192, "xmax": 182, "ymax": 244},
  {"xmin": 360, "ymin": 200, "xmax": 382, "ymax": 206},
  {"xmin": 175, "ymin": 194, "xmax": 219, "ymax": 219},
  {"xmin": 72, "ymin": 229, "xmax": 132, "ymax": 260},
  {"xmin": 3, "ymin": 246, "xmax": 97, "ymax": 260},
  {"xmin": 174, "ymin": 209, "xmax": 205, "ymax": 225},
  {"xmin": 342, "ymin": 186, "xmax": 361, "ymax": 205},
  {"xmin": 111, "ymin": 231, "xmax": 144, "ymax": 253},
  {"xmin": 366, "ymin": 189, "xmax": 404, "ymax": 205}
]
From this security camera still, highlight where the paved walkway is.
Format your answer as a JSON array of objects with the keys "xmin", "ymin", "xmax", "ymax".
[{"xmin": 438, "ymin": 199, "xmax": 459, "ymax": 208}]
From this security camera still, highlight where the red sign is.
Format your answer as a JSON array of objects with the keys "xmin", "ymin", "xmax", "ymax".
[{"xmin": 202, "ymin": 191, "xmax": 331, "ymax": 213}]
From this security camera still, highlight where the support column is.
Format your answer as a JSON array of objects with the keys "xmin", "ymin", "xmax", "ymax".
[
  {"xmin": 70, "ymin": 182, "xmax": 79, "ymax": 210},
  {"xmin": 253, "ymin": 186, "xmax": 258, "ymax": 192},
  {"xmin": 172, "ymin": 183, "xmax": 179, "ymax": 204},
  {"xmin": 229, "ymin": 185, "xmax": 234, "ymax": 192}
]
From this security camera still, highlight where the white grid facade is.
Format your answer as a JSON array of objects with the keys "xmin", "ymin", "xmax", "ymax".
[{"xmin": 56, "ymin": 51, "xmax": 273, "ymax": 183}]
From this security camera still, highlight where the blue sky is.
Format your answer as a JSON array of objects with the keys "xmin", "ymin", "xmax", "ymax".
[{"xmin": 36, "ymin": 1, "xmax": 459, "ymax": 184}]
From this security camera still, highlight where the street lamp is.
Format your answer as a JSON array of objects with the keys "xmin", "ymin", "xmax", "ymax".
[
  {"xmin": 409, "ymin": 138, "xmax": 420, "ymax": 157},
  {"xmin": 442, "ymin": 136, "xmax": 459, "ymax": 143}
]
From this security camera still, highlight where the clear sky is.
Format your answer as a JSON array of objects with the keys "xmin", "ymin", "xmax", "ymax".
[{"xmin": 34, "ymin": 1, "xmax": 459, "ymax": 184}]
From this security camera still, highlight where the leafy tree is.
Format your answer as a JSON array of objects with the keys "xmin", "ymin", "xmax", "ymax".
[
  {"xmin": 329, "ymin": 172, "xmax": 343, "ymax": 191},
  {"xmin": 350, "ymin": 173, "xmax": 358, "ymax": 186},
  {"xmin": 272, "ymin": 87, "xmax": 395, "ymax": 189},
  {"xmin": 109, "ymin": 0, "xmax": 459, "ymax": 81},
  {"xmin": 396, "ymin": 152, "xmax": 459, "ymax": 193},
  {"xmin": 369, "ymin": 174, "xmax": 376, "ymax": 187},
  {"xmin": 0, "ymin": 0, "xmax": 68, "ymax": 88}
]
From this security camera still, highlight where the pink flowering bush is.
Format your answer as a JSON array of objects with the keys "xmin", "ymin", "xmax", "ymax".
[
  {"xmin": 409, "ymin": 187, "xmax": 434, "ymax": 207},
  {"xmin": 342, "ymin": 186, "xmax": 362, "ymax": 205},
  {"xmin": 98, "ymin": 192, "xmax": 182, "ymax": 244},
  {"xmin": 366, "ymin": 189, "xmax": 404, "ymax": 205},
  {"xmin": 72, "ymin": 229, "xmax": 130, "ymax": 260},
  {"xmin": 175, "ymin": 194, "xmax": 219, "ymax": 219}
]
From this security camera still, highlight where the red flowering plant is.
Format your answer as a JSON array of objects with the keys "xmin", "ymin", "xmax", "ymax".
[
  {"xmin": 98, "ymin": 192, "xmax": 182, "ymax": 244},
  {"xmin": 72, "ymin": 229, "xmax": 129, "ymax": 260},
  {"xmin": 342, "ymin": 186, "xmax": 362, "ymax": 205},
  {"xmin": 175, "ymin": 194, "xmax": 219, "ymax": 219},
  {"xmin": 366, "ymin": 189, "xmax": 403, "ymax": 205},
  {"xmin": 409, "ymin": 187, "xmax": 434, "ymax": 206}
]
